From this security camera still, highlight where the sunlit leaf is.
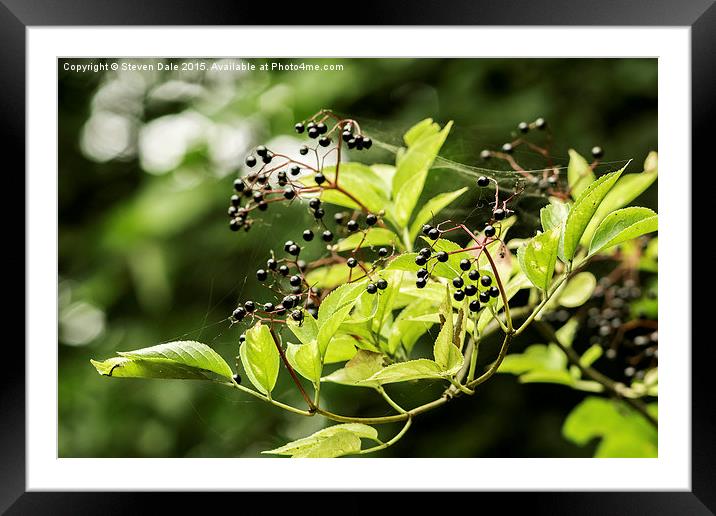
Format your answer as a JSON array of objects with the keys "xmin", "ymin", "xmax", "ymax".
[
  {"xmin": 558, "ymin": 272, "xmax": 597, "ymax": 308},
  {"xmin": 517, "ymin": 227, "xmax": 560, "ymax": 291},
  {"xmin": 240, "ymin": 323, "xmax": 280, "ymax": 396},
  {"xmin": 409, "ymin": 187, "xmax": 468, "ymax": 242},
  {"xmin": 363, "ymin": 358, "xmax": 457, "ymax": 385},
  {"xmin": 286, "ymin": 339, "xmax": 322, "ymax": 384},
  {"xmin": 321, "ymin": 350, "xmax": 385, "ymax": 388},
  {"xmin": 567, "ymin": 149, "xmax": 596, "ymax": 198},
  {"xmin": 588, "ymin": 207, "xmax": 658, "ymax": 256},
  {"xmin": 115, "ymin": 340, "xmax": 233, "ymax": 379},
  {"xmin": 263, "ymin": 423, "xmax": 380, "ymax": 458},
  {"xmin": 332, "ymin": 228, "xmax": 401, "ymax": 252}
]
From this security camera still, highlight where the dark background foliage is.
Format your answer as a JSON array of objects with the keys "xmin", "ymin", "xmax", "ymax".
[{"xmin": 59, "ymin": 58, "xmax": 657, "ymax": 457}]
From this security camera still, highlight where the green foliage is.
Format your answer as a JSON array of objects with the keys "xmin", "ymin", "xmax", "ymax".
[
  {"xmin": 558, "ymin": 272, "xmax": 597, "ymax": 308},
  {"xmin": 517, "ymin": 227, "xmax": 560, "ymax": 291},
  {"xmin": 563, "ymin": 397, "xmax": 657, "ymax": 458},
  {"xmin": 567, "ymin": 149, "xmax": 596, "ymax": 199},
  {"xmin": 560, "ymin": 168, "xmax": 625, "ymax": 262},
  {"xmin": 409, "ymin": 187, "xmax": 468, "ymax": 242},
  {"xmin": 588, "ymin": 207, "xmax": 658, "ymax": 256},
  {"xmin": 263, "ymin": 423, "xmax": 380, "ymax": 458},
  {"xmin": 91, "ymin": 341, "xmax": 233, "ymax": 381},
  {"xmin": 240, "ymin": 323, "xmax": 280, "ymax": 396}
]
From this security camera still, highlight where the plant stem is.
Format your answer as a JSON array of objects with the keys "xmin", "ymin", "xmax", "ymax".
[
  {"xmin": 376, "ymin": 386, "xmax": 407, "ymax": 414},
  {"xmin": 358, "ymin": 417, "xmax": 412, "ymax": 455},
  {"xmin": 268, "ymin": 326, "xmax": 316, "ymax": 411},
  {"xmin": 467, "ymin": 332, "xmax": 513, "ymax": 389},
  {"xmin": 533, "ymin": 320, "xmax": 658, "ymax": 428},
  {"xmin": 482, "ymin": 246, "xmax": 512, "ymax": 332},
  {"xmin": 226, "ymin": 379, "xmax": 313, "ymax": 417}
]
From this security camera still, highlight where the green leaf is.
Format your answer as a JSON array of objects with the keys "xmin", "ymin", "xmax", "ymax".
[
  {"xmin": 563, "ymin": 397, "xmax": 657, "ymax": 458},
  {"xmin": 286, "ymin": 340, "xmax": 322, "ymax": 384},
  {"xmin": 240, "ymin": 323, "xmax": 280, "ymax": 396},
  {"xmin": 90, "ymin": 356, "xmax": 220, "ymax": 381},
  {"xmin": 324, "ymin": 335, "xmax": 359, "ymax": 364},
  {"xmin": 579, "ymin": 344, "xmax": 602, "ymax": 368},
  {"xmin": 408, "ymin": 187, "xmax": 468, "ymax": 242},
  {"xmin": 321, "ymin": 350, "xmax": 385, "ymax": 388},
  {"xmin": 308, "ymin": 163, "xmax": 387, "ymax": 214},
  {"xmin": 316, "ymin": 281, "xmax": 366, "ymax": 356},
  {"xmin": 371, "ymin": 271, "xmax": 403, "ymax": 337},
  {"xmin": 580, "ymin": 157, "xmax": 657, "ymax": 245},
  {"xmin": 387, "ymin": 298, "xmax": 436, "ymax": 354},
  {"xmin": 363, "ymin": 358, "xmax": 457, "ymax": 385},
  {"xmin": 560, "ymin": 167, "xmax": 625, "ymax": 261},
  {"xmin": 555, "ymin": 317, "xmax": 579, "ymax": 347},
  {"xmin": 332, "ymin": 228, "xmax": 401, "ymax": 253},
  {"xmin": 370, "ymin": 164, "xmax": 396, "ymax": 192},
  {"xmin": 114, "ymin": 340, "xmax": 233, "ymax": 380},
  {"xmin": 540, "ymin": 201, "xmax": 570, "ymax": 232},
  {"xmin": 263, "ymin": 423, "xmax": 379, "ymax": 458},
  {"xmin": 403, "ymin": 118, "xmax": 441, "ymax": 146},
  {"xmin": 588, "ymin": 207, "xmax": 658, "ymax": 256},
  {"xmin": 391, "ymin": 121, "xmax": 453, "ymax": 227},
  {"xmin": 558, "ymin": 272, "xmax": 597, "ymax": 308},
  {"xmin": 517, "ymin": 227, "xmax": 560, "ymax": 291},
  {"xmin": 287, "ymin": 311, "xmax": 319, "ymax": 346},
  {"xmin": 304, "ymin": 264, "xmax": 350, "ymax": 289},
  {"xmin": 498, "ymin": 343, "xmax": 567, "ymax": 375},
  {"xmin": 433, "ymin": 286, "xmax": 462, "ymax": 371},
  {"xmin": 567, "ymin": 149, "xmax": 596, "ymax": 199}
]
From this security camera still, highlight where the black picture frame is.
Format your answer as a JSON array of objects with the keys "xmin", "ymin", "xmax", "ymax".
[{"xmin": 6, "ymin": 0, "xmax": 712, "ymax": 513}]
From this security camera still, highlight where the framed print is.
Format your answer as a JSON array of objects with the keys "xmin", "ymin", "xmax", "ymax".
[{"xmin": 5, "ymin": 0, "xmax": 714, "ymax": 512}]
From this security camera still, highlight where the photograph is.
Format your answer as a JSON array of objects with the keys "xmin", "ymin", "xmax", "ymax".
[{"xmin": 58, "ymin": 56, "xmax": 659, "ymax": 459}]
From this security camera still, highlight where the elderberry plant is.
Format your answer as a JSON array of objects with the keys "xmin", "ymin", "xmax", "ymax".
[{"xmin": 91, "ymin": 111, "xmax": 658, "ymax": 458}]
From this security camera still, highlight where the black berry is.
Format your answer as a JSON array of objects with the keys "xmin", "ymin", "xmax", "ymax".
[
  {"xmin": 416, "ymin": 277, "xmax": 427, "ymax": 289},
  {"xmin": 284, "ymin": 187, "xmax": 296, "ymax": 200},
  {"xmin": 480, "ymin": 275, "xmax": 492, "ymax": 287},
  {"xmin": 308, "ymin": 127, "xmax": 320, "ymax": 139},
  {"xmin": 469, "ymin": 300, "xmax": 481, "ymax": 312},
  {"xmin": 291, "ymin": 310, "xmax": 303, "ymax": 322},
  {"xmin": 465, "ymin": 285, "xmax": 477, "ymax": 297},
  {"xmin": 535, "ymin": 117, "xmax": 547, "ymax": 130},
  {"xmin": 417, "ymin": 268, "xmax": 428, "ymax": 278},
  {"xmin": 479, "ymin": 291, "xmax": 490, "ymax": 303},
  {"xmin": 362, "ymin": 137, "xmax": 372, "ymax": 149},
  {"xmin": 436, "ymin": 251, "xmax": 448, "ymax": 262},
  {"xmin": 278, "ymin": 265, "xmax": 289, "ymax": 276},
  {"xmin": 334, "ymin": 212, "xmax": 345, "ymax": 225},
  {"xmin": 419, "ymin": 248, "xmax": 431, "ymax": 259},
  {"xmin": 316, "ymin": 122, "xmax": 327, "ymax": 134},
  {"xmin": 366, "ymin": 213, "xmax": 378, "ymax": 226},
  {"xmin": 231, "ymin": 194, "xmax": 241, "ymax": 207},
  {"xmin": 314, "ymin": 173, "xmax": 326, "ymax": 185},
  {"xmin": 282, "ymin": 295, "xmax": 296, "ymax": 309},
  {"xmin": 287, "ymin": 244, "xmax": 300, "ymax": 256},
  {"xmin": 493, "ymin": 208, "xmax": 506, "ymax": 221},
  {"xmin": 346, "ymin": 220, "xmax": 359, "ymax": 232},
  {"xmin": 477, "ymin": 176, "xmax": 490, "ymax": 187},
  {"xmin": 319, "ymin": 136, "xmax": 331, "ymax": 147},
  {"xmin": 309, "ymin": 199, "xmax": 321, "ymax": 210},
  {"xmin": 452, "ymin": 277, "xmax": 464, "ymax": 288},
  {"xmin": 378, "ymin": 247, "xmax": 388, "ymax": 257},
  {"xmin": 428, "ymin": 228, "xmax": 440, "ymax": 240},
  {"xmin": 234, "ymin": 179, "xmax": 245, "ymax": 192},
  {"xmin": 244, "ymin": 300, "xmax": 255, "ymax": 312},
  {"xmin": 232, "ymin": 373, "xmax": 242, "ymax": 384},
  {"xmin": 484, "ymin": 225, "xmax": 496, "ymax": 237},
  {"xmin": 422, "ymin": 224, "xmax": 433, "ymax": 236},
  {"xmin": 518, "ymin": 121, "xmax": 529, "ymax": 133},
  {"xmin": 501, "ymin": 143, "xmax": 513, "ymax": 154},
  {"xmin": 256, "ymin": 145, "xmax": 268, "ymax": 157},
  {"xmin": 284, "ymin": 240, "xmax": 296, "ymax": 252},
  {"xmin": 489, "ymin": 286, "xmax": 500, "ymax": 298},
  {"xmin": 275, "ymin": 304, "xmax": 287, "ymax": 316},
  {"xmin": 299, "ymin": 145, "xmax": 309, "ymax": 155},
  {"xmin": 264, "ymin": 302, "xmax": 275, "ymax": 312},
  {"xmin": 591, "ymin": 146, "xmax": 604, "ymax": 159},
  {"xmin": 313, "ymin": 208, "xmax": 325, "ymax": 219},
  {"xmin": 366, "ymin": 283, "xmax": 378, "ymax": 294},
  {"xmin": 232, "ymin": 307, "xmax": 246, "ymax": 321},
  {"xmin": 302, "ymin": 229, "xmax": 314, "ymax": 241},
  {"xmin": 454, "ymin": 290, "xmax": 465, "ymax": 301},
  {"xmin": 459, "ymin": 259, "xmax": 471, "ymax": 271},
  {"xmin": 342, "ymin": 130, "xmax": 352, "ymax": 142},
  {"xmin": 480, "ymin": 150, "xmax": 491, "ymax": 160},
  {"xmin": 377, "ymin": 279, "xmax": 388, "ymax": 290},
  {"xmin": 294, "ymin": 122, "xmax": 305, "ymax": 134},
  {"xmin": 289, "ymin": 275, "xmax": 302, "ymax": 287},
  {"xmin": 346, "ymin": 257, "xmax": 358, "ymax": 268},
  {"xmin": 256, "ymin": 269, "xmax": 268, "ymax": 281},
  {"xmin": 415, "ymin": 255, "xmax": 427, "ymax": 266},
  {"xmin": 322, "ymin": 230, "xmax": 334, "ymax": 242},
  {"xmin": 266, "ymin": 258, "xmax": 277, "ymax": 270},
  {"xmin": 290, "ymin": 165, "xmax": 300, "ymax": 176},
  {"xmin": 229, "ymin": 218, "xmax": 242, "ymax": 231},
  {"xmin": 468, "ymin": 270, "xmax": 479, "ymax": 281}
]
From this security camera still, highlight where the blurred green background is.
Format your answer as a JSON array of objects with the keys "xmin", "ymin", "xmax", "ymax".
[{"xmin": 59, "ymin": 58, "xmax": 657, "ymax": 457}]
